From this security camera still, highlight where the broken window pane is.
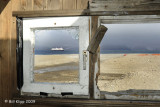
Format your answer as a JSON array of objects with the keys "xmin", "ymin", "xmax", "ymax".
[
  {"xmin": 98, "ymin": 23, "xmax": 160, "ymax": 93},
  {"xmin": 33, "ymin": 27, "xmax": 79, "ymax": 83}
]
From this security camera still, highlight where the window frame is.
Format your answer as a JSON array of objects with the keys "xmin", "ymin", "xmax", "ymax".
[
  {"xmin": 22, "ymin": 17, "xmax": 90, "ymax": 97},
  {"xmin": 95, "ymin": 15, "xmax": 160, "ymax": 100}
]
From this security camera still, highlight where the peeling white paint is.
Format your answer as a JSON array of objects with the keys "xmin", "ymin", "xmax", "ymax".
[{"xmin": 22, "ymin": 17, "xmax": 90, "ymax": 97}]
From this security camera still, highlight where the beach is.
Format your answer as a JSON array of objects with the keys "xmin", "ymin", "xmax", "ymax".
[
  {"xmin": 98, "ymin": 54, "xmax": 160, "ymax": 92},
  {"xmin": 34, "ymin": 54, "xmax": 79, "ymax": 83},
  {"xmin": 34, "ymin": 54, "xmax": 160, "ymax": 92}
]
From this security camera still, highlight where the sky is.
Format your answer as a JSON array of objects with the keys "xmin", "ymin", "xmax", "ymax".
[
  {"xmin": 34, "ymin": 23, "xmax": 160, "ymax": 54},
  {"xmin": 34, "ymin": 28, "xmax": 79, "ymax": 51},
  {"xmin": 100, "ymin": 23, "xmax": 160, "ymax": 53}
]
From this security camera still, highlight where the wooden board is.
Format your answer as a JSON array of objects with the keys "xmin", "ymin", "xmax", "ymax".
[
  {"xmin": 87, "ymin": 25, "xmax": 107, "ymax": 54},
  {"xmin": 0, "ymin": 12, "xmax": 2, "ymax": 107},
  {"xmin": 1, "ymin": 1, "xmax": 12, "ymax": 107},
  {"xmin": 89, "ymin": 16, "xmax": 98, "ymax": 99},
  {"xmin": 47, "ymin": 0, "xmax": 62, "ymax": 10},
  {"xmin": 33, "ymin": 0, "xmax": 45, "ymax": 10},
  {"xmin": 90, "ymin": 0, "xmax": 160, "ymax": 11},
  {"xmin": 62, "ymin": 0, "xmax": 77, "ymax": 10},
  {"xmin": 12, "ymin": 10, "xmax": 90, "ymax": 17},
  {"xmin": 77, "ymin": 0, "xmax": 89, "ymax": 9},
  {"xmin": 13, "ymin": 96, "xmax": 160, "ymax": 107},
  {"xmin": 20, "ymin": 0, "xmax": 27, "ymax": 10},
  {"xmin": 11, "ymin": 17, "xmax": 18, "ymax": 97},
  {"xmin": 20, "ymin": 0, "xmax": 33, "ymax": 11}
]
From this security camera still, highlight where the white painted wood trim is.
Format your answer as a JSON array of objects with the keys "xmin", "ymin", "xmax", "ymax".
[{"xmin": 22, "ymin": 17, "xmax": 90, "ymax": 96}]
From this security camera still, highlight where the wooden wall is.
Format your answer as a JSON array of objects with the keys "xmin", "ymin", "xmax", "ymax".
[
  {"xmin": 1, "ymin": 0, "xmax": 160, "ymax": 107},
  {"xmin": 0, "ymin": 0, "xmax": 89, "ymax": 107},
  {"xmin": 90, "ymin": 0, "xmax": 160, "ymax": 11},
  {"xmin": 15, "ymin": 0, "xmax": 89, "ymax": 11}
]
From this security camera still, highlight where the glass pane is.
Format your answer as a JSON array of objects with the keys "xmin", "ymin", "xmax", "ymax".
[
  {"xmin": 98, "ymin": 24, "xmax": 160, "ymax": 92},
  {"xmin": 33, "ymin": 27, "xmax": 79, "ymax": 83}
]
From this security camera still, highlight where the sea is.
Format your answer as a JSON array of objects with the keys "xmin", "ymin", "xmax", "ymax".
[{"xmin": 35, "ymin": 49, "xmax": 160, "ymax": 55}]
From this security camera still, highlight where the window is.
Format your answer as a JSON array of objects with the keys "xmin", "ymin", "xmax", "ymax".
[
  {"xmin": 34, "ymin": 27, "xmax": 79, "ymax": 83},
  {"xmin": 96, "ymin": 16, "xmax": 160, "ymax": 100},
  {"xmin": 22, "ymin": 17, "xmax": 90, "ymax": 97}
]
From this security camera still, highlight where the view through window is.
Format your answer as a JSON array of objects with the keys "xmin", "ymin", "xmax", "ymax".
[
  {"xmin": 98, "ymin": 23, "xmax": 160, "ymax": 93},
  {"xmin": 33, "ymin": 27, "xmax": 79, "ymax": 83}
]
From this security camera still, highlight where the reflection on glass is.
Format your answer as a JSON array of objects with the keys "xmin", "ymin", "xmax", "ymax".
[
  {"xmin": 33, "ymin": 27, "xmax": 79, "ymax": 83},
  {"xmin": 98, "ymin": 24, "xmax": 160, "ymax": 92}
]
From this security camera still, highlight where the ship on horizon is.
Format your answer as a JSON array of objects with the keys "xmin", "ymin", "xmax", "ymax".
[{"xmin": 51, "ymin": 47, "xmax": 64, "ymax": 51}]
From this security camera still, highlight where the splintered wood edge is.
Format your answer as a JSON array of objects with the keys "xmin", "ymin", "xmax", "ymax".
[{"xmin": 87, "ymin": 25, "xmax": 107, "ymax": 54}]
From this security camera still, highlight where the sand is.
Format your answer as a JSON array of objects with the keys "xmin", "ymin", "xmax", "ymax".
[
  {"xmin": 34, "ymin": 54, "xmax": 160, "ymax": 92},
  {"xmin": 34, "ymin": 54, "xmax": 79, "ymax": 83},
  {"xmin": 98, "ymin": 54, "xmax": 160, "ymax": 92}
]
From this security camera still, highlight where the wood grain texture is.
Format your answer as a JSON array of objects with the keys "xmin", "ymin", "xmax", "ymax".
[
  {"xmin": 1, "ymin": 1, "xmax": 12, "ymax": 107},
  {"xmin": 26, "ymin": 0, "xmax": 33, "ymax": 10},
  {"xmin": 47, "ymin": 0, "xmax": 62, "ymax": 10},
  {"xmin": 77, "ymin": 0, "xmax": 89, "ymax": 9},
  {"xmin": 0, "ymin": 12, "xmax": 2, "ymax": 107},
  {"xmin": 20, "ymin": 0, "xmax": 33, "ymax": 11},
  {"xmin": 12, "ymin": 0, "xmax": 21, "ymax": 11},
  {"xmin": 13, "ymin": 96, "xmax": 160, "ymax": 107},
  {"xmin": 13, "ymin": 10, "xmax": 90, "ymax": 17},
  {"xmin": 87, "ymin": 26, "xmax": 107, "ymax": 53},
  {"xmin": 20, "ymin": 0, "xmax": 27, "ymax": 10},
  {"xmin": 11, "ymin": 17, "xmax": 18, "ymax": 97},
  {"xmin": 62, "ymin": 0, "xmax": 77, "ymax": 10},
  {"xmin": 89, "ymin": 16, "xmax": 98, "ymax": 99},
  {"xmin": 33, "ymin": 0, "xmax": 45, "ymax": 10},
  {"xmin": 90, "ymin": 0, "xmax": 160, "ymax": 11}
]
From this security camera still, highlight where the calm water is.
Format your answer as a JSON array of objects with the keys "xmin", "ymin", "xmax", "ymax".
[{"xmin": 35, "ymin": 49, "xmax": 160, "ymax": 55}]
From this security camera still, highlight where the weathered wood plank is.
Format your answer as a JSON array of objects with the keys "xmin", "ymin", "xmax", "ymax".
[
  {"xmin": 12, "ymin": 0, "xmax": 21, "ymax": 11},
  {"xmin": 26, "ymin": 0, "xmax": 33, "ymax": 10},
  {"xmin": 62, "ymin": 0, "xmax": 77, "ymax": 10},
  {"xmin": 12, "ymin": 9, "xmax": 160, "ymax": 17},
  {"xmin": 20, "ymin": 0, "xmax": 33, "ymax": 11},
  {"xmin": 87, "ymin": 25, "xmax": 107, "ymax": 54},
  {"xmin": 88, "ymin": 24, "xmax": 107, "ymax": 99},
  {"xmin": 0, "ymin": 12, "xmax": 2, "ymax": 107},
  {"xmin": 11, "ymin": 17, "xmax": 18, "ymax": 97},
  {"xmin": 13, "ymin": 96, "xmax": 160, "ymax": 107},
  {"xmin": 77, "ymin": 0, "xmax": 89, "ymax": 9},
  {"xmin": 12, "ymin": 10, "xmax": 90, "ymax": 17},
  {"xmin": 90, "ymin": 10, "xmax": 160, "ymax": 16},
  {"xmin": 90, "ymin": 0, "xmax": 160, "ymax": 11},
  {"xmin": 20, "ymin": 0, "xmax": 27, "ymax": 10},
  {"xmin": 99, "ymin": 15, "xmax": 160, "ymax": 24},
  {"xmin": 89, "ymin": 16, "xmax": 98, "ymax": 99},
  {"xmin": 11, "ymin": 0, "xmax": 21, "ymax": 99},
  {"xmin": 1, "ymin": 1, "xmax": 12, "ymax": 107},
  {"xmin": 33, "ymin": 0, "xmax": 45, "ymax": 10},
  {"xmin": 47, "ymin": 0, "xmax": 62, "ymax": 10}
]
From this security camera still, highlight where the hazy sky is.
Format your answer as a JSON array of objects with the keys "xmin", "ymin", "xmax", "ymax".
[
  {"xmin": 35, "ymin": 28, "xmax": 79, "ymax": 51},
  {"xmin": 101, "ymin": 23, "xmax": 160, "ymax": 53},
  {"xmin": 34, "ymin": 23, "xmax": 160, "ymax": 53}
]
